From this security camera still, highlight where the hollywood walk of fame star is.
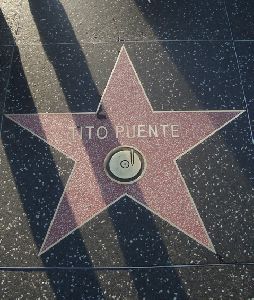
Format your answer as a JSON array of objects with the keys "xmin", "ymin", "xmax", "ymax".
[{"xmin": 6, "ymin": 46, "xmax": 244, "ymax": 255}]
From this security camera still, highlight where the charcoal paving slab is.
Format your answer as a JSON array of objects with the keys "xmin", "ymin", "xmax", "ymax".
[
  {"xmin": 16, "ymin": 0, "xmax": 231, "ymax": 44},
  {"xmin": 0, "ymin": 46, "xmax": 13, "ymax": 113},
  {"xmin": 0, "ymin": 265, "xmax": 253, "ymax": 299},
  {"xmin": 4, "ymin": 42, "xmax": 244, "ymax": 114},
  {"xmin": 235, "ymin": 41, "xmax": 254, "ymax": 136},
  {"xmin": 225, "ymin": 0, "xmax": 254, "ymax": 40},
  {"xmin": 0, "ymin": 0, "xmax": 23, "ymax": 45}
]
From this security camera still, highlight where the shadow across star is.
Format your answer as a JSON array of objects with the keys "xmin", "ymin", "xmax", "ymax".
[
  {"xmin": 24, "ymin": 2, "xmax": 216, "ymax": 272},
  {"xmin": 0, "ymin": 8, "xmax": 106, "ymax": 298},
  {"xmin": 6, "ymin": 46, "xmax": 243, "ymax": 256},
  {"xmin": 2, "ymin": 3, "xmax": 187, "ymax": 296},
  {"xmin": 1, "ymin": 1, "xmax": 253, "ymax": 298},
  {"xmin": 131, "ymin": 0, "xmax": 254, "ymax": 263}
]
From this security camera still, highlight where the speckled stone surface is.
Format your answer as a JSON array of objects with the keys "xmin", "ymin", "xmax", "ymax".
[
  {"xmin": 4, "ymin": 44, "xmax": 118, "ymax": 113},
  {"xmin": 0, "ymin": 1, "xmax": 23, "ymax": 45},
  {"xmin": 126, "ymin": 42, "xmax": 244, "ymax": 111},
  {"xmin": 4, "ymin": 42, "xmax": 245, "ymax": 114},
  {"xmin": 0, "ymin": 47, "xmax": 13, "ymax": 113},
  {"xmin": 235, "ymin": 42, "xmax": 254, "ymax": 135},
  {"xmin": 225, "ymin": 0, "xmax": 254, "ymax": 40},
  {"xmin": 0, "ymin": 266, "xmax": 253, "ymax": 299},
  {"xmin": 16, "ymin": 0, "xmax": 231, "ymax": 44},
  {"xmin": 1, "ymin": 0, "xmax": 254, "ymax": 298}
]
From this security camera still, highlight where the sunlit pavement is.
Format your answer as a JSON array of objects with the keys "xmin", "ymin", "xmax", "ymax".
[{"xmin": 0, "ymin": 1, "xmax": 254, "ymax": 299}]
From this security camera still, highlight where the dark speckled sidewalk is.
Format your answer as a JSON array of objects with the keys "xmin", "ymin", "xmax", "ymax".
[{"xmin": 0, "ymin": 1, "xmax": 254, "ymax": 299}]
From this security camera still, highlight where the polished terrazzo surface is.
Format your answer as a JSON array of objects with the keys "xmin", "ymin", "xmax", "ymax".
[{"xmin": 0, "ymin": 0, "xmax": 254, "ymax": 299}]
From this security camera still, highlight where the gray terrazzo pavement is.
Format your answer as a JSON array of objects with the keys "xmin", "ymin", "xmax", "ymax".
[{"xmin": 0, "ymin": 0, "xmax": 253, "ymax": 298}]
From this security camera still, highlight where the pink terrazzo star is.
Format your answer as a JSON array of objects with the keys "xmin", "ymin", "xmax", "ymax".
[{"xmin": 7, "ymin": 46, "xmax": 243, "ymax": 255}]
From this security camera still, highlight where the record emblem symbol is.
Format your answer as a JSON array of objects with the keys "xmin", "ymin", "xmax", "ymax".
[{"xmin": 105, "ymin": 146, "xmax": 146, "ymax": 184}]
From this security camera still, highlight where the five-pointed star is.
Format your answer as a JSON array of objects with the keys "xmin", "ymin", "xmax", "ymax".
[{"xmin": 6, "ymin": 46, "xmax": 243, "ymax": 255}]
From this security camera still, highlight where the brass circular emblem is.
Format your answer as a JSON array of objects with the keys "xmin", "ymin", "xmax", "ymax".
[{"xmin": 104, "ymin": 146, "xmax": 146, "ymax": 184}]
